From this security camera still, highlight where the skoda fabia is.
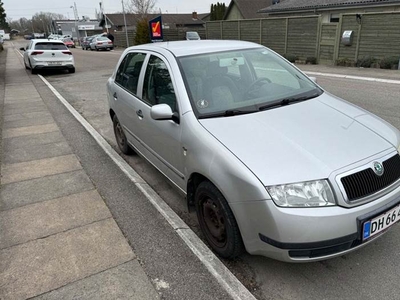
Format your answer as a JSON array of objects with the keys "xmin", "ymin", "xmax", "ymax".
[{"xmin": 107, "ymin": 40, "xmax": 400, "ymax": 262}]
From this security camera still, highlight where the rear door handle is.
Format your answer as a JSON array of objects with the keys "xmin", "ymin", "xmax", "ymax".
[
  {"xmin": 136, "ymin": 109, "xmax": 143, "ymax": 118},
  {"xmin": 113, "ymin": 92, "xmax": 118, "ymax": 100}
]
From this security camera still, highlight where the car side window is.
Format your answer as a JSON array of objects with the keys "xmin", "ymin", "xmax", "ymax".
[
  {"xmin": 115, "ymin": 52, "xmax": 146, "ymax": 95},
  {"xmin": 142, "ymin": 55, "xmax": 177, "ymax": 112}
]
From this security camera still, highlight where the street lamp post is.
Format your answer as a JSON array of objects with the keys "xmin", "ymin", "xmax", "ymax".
[{"xmin": 40, "ymin": 19, "xmax": 46, "ymax": 36}]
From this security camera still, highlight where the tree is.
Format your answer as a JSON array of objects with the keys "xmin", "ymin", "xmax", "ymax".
[
  {"xmin": 0, "ymin": 0, "xmax": 10, "ymax": 31},
  {"xmin": 134, "ymin": 18, "xmax": 150, "ymax": 45},
  {"xmin": 210, "ymin": 2, "xmax": 226, "ymax": 21},
  {"xmin": 126, "ymin": 0, "xmax": 157, "ymax": 17}
]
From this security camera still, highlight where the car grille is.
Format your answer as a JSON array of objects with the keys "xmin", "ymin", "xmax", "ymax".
[{"xmin": 341, "ymin": 154, "xmax": 400, "ymax": 201}]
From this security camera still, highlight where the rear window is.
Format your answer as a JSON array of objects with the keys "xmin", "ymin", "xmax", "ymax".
[
  {"xmin": 97, "ymin": 37, "xmax": 109, "ymax": 41},
  {"xmin": 35, "ymin": 43, "xmax": 67, "ymax": 50}
]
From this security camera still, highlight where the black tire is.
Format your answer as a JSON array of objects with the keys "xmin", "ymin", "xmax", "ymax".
[
  {"xmin": 113, "ymin": 115, "xmax": 133, "ymax": 155},
  {"xmin": 31, "ymin": 66, "xmax": 37, "ymax": 74},
  {"xmin": 69, "ymin": 67, "xmax": 75, "ymax": 74},
  {"xmin": 90, "ymin": 47, "xmax": 94, "ymax": 51},
  {"xmin": 96, "ymin": 47, "xmax": 99, "ymax": 51},
  {"xmin": 195, "ymin": 181, "xmax": 245, "ymax": 259}
]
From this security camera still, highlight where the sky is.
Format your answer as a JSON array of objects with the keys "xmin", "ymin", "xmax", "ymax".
[{"xmin": 3, "ymin": 0, "xmax": 229, "ymax": 20}]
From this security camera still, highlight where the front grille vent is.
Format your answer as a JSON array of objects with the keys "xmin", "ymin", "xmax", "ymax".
[{"xmin": 341, "ymin": 154, "xmax": 400, "ymax": 201}]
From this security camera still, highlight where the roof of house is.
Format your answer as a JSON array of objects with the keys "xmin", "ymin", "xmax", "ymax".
[
  {"xmin": 225, "ymin": 0, "xmax": 272, "ymax": 19},
  {"xmin": 259, "ymin": 0, "xmax": 400, "ymax": 13},
  {"xmin": 100, "ymin": 13, "xmax": 206, "ymax": 27}
]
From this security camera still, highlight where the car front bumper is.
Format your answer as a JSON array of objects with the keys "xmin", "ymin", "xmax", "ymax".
[{"xmin": 230, "ymin": 183, "xmax": 400, "ymax": 262}]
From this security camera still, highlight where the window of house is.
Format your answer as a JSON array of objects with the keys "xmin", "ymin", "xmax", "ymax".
[{"xmin": 330, "ymin": 13, "xmax": 340, "ymax": 23}]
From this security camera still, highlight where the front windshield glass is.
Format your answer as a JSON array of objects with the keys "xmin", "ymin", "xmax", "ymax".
[{"xmin": 178, "ymin": 47, "xmax": 322, "ymax": 118}]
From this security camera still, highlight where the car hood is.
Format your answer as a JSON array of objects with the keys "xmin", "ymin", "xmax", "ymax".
[{"xmin": 199, "ymin": 95, "xmax": 396, "ymax": 186}]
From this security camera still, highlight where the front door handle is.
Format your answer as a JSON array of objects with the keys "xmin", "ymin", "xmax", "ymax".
[
  {"xmin": 113, "ymin": 92, "xmax": 118, "ymax": 100},
  {"xmin": 136, "ymin": 109, "xmax": 143, "ymax": 118}
]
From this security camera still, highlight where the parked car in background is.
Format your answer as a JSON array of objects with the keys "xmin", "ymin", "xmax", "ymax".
[
  {"xmin": 107, "ymin": 40, "xmax": 400, "ymax": 262},
  {"xmin": 81, "ymin": 36, "xmax": 94, "ymax": 50},
  {"xmin": 63, "ymin": 38, "xmax": 75, "ymax": 48},
  {"xmin": 89, "ymin": 36, "xmax": 113, "ymax": 51},
  {"xmin": 186, "ymin": 31, "xmax": 201, "ymax": 40},
  {"xmin": 20, "ymin": 39, "xmax": 75, "ymax": 74}
]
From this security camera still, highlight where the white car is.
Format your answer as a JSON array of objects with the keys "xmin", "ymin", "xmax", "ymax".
[{"xmin": 20, "ymin": 39, "xmax": 75, "ymax": 74}]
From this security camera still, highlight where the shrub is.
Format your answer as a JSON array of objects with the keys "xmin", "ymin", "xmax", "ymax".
[
  {"xmin": 283, "ymin": 53, "xmax": 298, "ymax": 63},
  {"xmin": 306, "ymin": 57, "xmax": 317, "ymax": 65},
  {"xmin": 379, "ymin": 56, "xmax": 400, "ymax": 69},
  {"xmin": 336, "ymin": 57, "xmax": 355, "ymax": 67},
  {"xmin": 356, "ymin": 56, "xmax": 377, "ymax": 68},
  {"xmin": 134, "ymin": 18, "xmax": 151, "ymax": 45}
]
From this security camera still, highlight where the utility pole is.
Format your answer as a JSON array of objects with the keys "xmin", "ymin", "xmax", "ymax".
[
  {"xmin": 71, "ymin": 2, "xmax": 80, "ymax": 42},
  {"xmin": 100, "ymin": 1, "xmax": 109, "ymax": 33},
  {"xmin": 122, "ymin": 0, "xmax": 129, "ymax": 47}
]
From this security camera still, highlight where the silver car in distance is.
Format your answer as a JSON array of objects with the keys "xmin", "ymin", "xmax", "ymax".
[{"xmin": 107, "ymin": 40, "xmax": 400, "ymax": 262}]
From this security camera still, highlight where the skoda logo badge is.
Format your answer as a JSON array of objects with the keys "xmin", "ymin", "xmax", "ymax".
[{"xmin": 373, "ymin": 161, "xmax": 384, "ymax": 176}]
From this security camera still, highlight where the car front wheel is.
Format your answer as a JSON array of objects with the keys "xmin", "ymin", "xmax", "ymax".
[
  {"xmin": 195, "ymin": 181, "xmax": 245, "ymax": 259},
  {"xmin": 113, "ymin": 115, "xmax": 133, "ymax": 155}
]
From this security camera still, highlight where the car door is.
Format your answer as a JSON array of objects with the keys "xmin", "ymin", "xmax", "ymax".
[
  {"xmin": 110, "ymin": 51, "xmax": 147, "ymax": 145},
  {"xmin": 133, "ymin": 54, "xmax": 185, "ymax": 190}
]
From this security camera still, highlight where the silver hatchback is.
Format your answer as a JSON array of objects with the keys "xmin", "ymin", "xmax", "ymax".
[{"xmin": 107, "ymin": 40, "xmax": 400, "ymax": 262}]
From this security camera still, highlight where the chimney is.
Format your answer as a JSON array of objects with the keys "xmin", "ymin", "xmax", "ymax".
[{"xmin": 192, "ymin": 11, "xmax": 198, "ymax": 20}]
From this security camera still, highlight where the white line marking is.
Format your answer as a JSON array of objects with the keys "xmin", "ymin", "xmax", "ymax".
[
  {"xmin": 304, "ymin": 71, "xmax": 400, "ymax": 85},
  {"xmin": 38, "ymin": 74, "xmax": 256, "ymax": 300}
]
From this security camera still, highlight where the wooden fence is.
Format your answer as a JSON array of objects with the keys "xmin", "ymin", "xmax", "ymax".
[{"xmin": 206, "ymin": 12, "xmax": 400, "ymax": 65}]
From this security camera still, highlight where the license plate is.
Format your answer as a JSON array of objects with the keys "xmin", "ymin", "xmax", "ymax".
[
  {"xmin": 363, "ymin": 204, "xmax": 400, "ymax": 241},
  {"xmin": 47, "ymin": 61, "xmax": 61, "ymax": 65}
]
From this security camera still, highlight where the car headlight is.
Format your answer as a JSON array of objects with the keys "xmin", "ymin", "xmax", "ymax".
[{"xmin": 266, "ymin": 180, "xmax": 336, "ymax": 208}]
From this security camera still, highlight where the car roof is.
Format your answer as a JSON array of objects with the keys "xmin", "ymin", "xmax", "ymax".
[{"xmin": 127, "ymin": 40, "xmax": 263, "ymax": 57}]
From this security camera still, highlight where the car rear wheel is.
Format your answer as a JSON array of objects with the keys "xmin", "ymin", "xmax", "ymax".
[
  {"xmin": 113, "ymin": 115, "xmax": 133, "ymax": 155},
  {"xmin": 195, "ymin": 181, "xmax": 245, "ymax": 259},
  {"xmin": 69, "ymin": 68, "xmax": 75, "ymax": 74}
]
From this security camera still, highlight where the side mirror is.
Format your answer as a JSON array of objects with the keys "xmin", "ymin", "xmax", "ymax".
[
  {"xmin": 309, "ymin": 76, "xmax": 317, "ymax": 83},
  {"xmin": 19, "ymin": 47, "xmax": 25, "ymax": 51},
  {"xmin": 150, "ymin": 104, "xmax": 179, "ymax": 124}
]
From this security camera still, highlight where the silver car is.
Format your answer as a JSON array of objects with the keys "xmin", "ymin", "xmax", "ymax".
[
  {"xmin": 90, "ymin": 36, "xmax": 113, "ymax": 51},
  {"xmin": 107, "ymin": 40, "xmax": 400, "ymax": 262}
]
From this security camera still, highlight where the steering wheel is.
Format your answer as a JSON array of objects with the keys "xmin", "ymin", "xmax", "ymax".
[{"xmin": 245, "ymin": 78, "xmax": 271, "ymax": 98}]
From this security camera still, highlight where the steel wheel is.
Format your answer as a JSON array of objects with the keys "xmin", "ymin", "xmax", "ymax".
[
  {"xmin": 202, "ymin": 198, "xmax": 227, "ymax": 248},
  {"xmin": 113, "ymin": 115, "xmax": 133, "ymax": 155},
  {"xmin": 195, "ymin": 181, "xmax": 244, "ymax": 258}
]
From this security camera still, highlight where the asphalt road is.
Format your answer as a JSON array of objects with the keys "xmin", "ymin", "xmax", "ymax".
[{"xmin": 15, "ymin": 40, "xmax": 400, "ymax": 300}]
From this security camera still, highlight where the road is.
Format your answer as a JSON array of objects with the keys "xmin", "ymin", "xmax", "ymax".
[{"xmin": 14, "ymin": 40, "xmax": 400, "ymax": 300}]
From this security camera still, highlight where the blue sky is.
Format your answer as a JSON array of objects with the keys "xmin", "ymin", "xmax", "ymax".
[{"xmin": 3, "ymin": 0, "xmax": 229, "ymax": 20}]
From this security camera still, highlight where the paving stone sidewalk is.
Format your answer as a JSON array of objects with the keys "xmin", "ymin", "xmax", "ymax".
[{"xmin": 0, "ymin": 47, "xmax": 159, "ymax": 299}]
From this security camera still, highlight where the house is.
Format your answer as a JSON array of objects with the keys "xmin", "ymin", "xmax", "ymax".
[
  {"xmin": 223, "ymin": 0, "xmax": 275, "ymax": 20},
  {"xmin": 52, "ymin": 20, "xmax": 103, "ymax": 39},
  {"xmin": 258, "ymin": 0, "xmax": 400, "ymax": 23},
  {"xmin": 98, "ymin": 12, "xmax": 207, "ymax": 32}
]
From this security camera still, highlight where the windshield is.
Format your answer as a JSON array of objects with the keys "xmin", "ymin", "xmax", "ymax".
[{"xmin": 178, "ymin": 47, "xmax": 322, "ymax": 118}]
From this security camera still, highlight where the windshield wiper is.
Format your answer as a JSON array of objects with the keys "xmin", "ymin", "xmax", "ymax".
[
  {"xmin": 223, "ymin": 109, "xmax": 258, "ymax": 117},
  {"xmin": 199, "ymin": 108, "xmax": 258, "ymax": 119},
  {"xmin": 258, "ymin": 92, "xmax": 320, "ymax": 111}
]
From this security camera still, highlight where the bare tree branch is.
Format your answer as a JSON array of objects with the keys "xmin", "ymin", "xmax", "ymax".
[{"xmin": 125, "ymin": 0, "xmax": 157, "ymax": 18}]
